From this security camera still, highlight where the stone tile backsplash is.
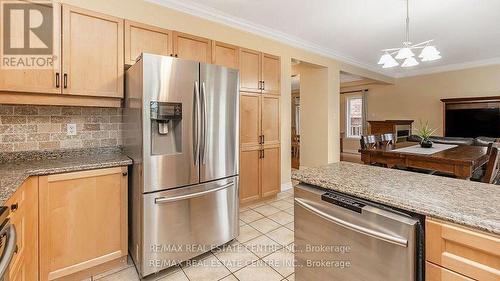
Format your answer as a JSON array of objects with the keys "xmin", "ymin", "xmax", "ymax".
[{"xmin": 0, "ymin": 105, "xmax": 123, "ymax": 152}]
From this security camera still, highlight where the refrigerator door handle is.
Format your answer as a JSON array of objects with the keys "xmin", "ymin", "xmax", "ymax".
[
  {"xmin": 201, "ymin": 81, "xmax": 208, "ymax": 165},
  {"xmin": 154, "ymin": 181, "xmax": 234, "ymax": 204},
  {"xmin": 193, "ymin": 81, "xmax": 201, "ymax": 166}
]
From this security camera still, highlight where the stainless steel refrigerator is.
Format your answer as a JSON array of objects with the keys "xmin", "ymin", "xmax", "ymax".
[{"xmin": 124, "ymin": 53, "xmax": 239, "ymax": 278}]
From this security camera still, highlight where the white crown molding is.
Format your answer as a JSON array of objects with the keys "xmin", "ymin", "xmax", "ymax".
[
  {"xmin": 146, "ymin": 0, "xmax": 387, "ymax": 76},
  {"xmin": 146, "ymin": 0, "xmax": 500, "ymax": 79},
  {"xmin": 393, "ymin": 57, "xmax": 500, "ymax": 78}
]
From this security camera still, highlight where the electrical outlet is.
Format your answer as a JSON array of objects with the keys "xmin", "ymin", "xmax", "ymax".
[{"xmin": 67, "ymin": 124, "xmax": 77, "ymax": 136}]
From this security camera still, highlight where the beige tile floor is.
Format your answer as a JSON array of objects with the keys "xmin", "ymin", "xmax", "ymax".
[{"xmin": 92, "ymin": 189, "xmax": 295, "ymax": 281}]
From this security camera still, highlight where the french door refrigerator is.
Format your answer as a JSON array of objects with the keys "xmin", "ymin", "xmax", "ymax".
[{"xmin": 124, "ymin": 53, "xmax": 239, "ymax": 278}]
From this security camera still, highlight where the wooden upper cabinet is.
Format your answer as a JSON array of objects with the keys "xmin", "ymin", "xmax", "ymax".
[
  {"xmin": 262, "ymin": 53, "xmax": 280, "ymax": 95},
  {"xmin": 239, "ymin": 48, "xmax": 261, "ymax": 93},
  {"xmin": 426, "ymin": 218, "xmax": 500, "ymax": 281},
  {"xmin": 124, "ymin": 20, "xmax": 172, "ymax": 65},
  {"xmin": 39, "ymin": 167, "xmax": 128, "ymax": 281},
  {"xmin": 239, "ymin": 149, "xmax": 261, "ymax": 204},
  {"xmin": 62, "ymin": 5, "xmax": 124, "ymax": 98},
  {"xmin": 173, "ymin": 32, "xmax": 212, "ymax": 63},
  {"xmin": 0, "ymin": 2, "xmax": 61, "ymax": 94},
  {"xmin": 212, "ymin": 41, "xmax": 239, "ymax": 69},
  {"xmin": 261, "ymin": 146, "xmax": 280, "ymax": 197},
  {"xmin": 240, "ymin": 93, "xmax": 261, "ymax": 148},
  {"xmin": 6, "ymin": 177, "xmax": 38, "ymax": 281},
  {"xmin": 262, "ymin": 95, "xmax": 280, "ymax": 147}
]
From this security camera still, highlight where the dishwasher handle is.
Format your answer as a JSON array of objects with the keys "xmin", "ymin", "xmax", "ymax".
[{"xmin": 295, "ymin": 198, "xmax": 408, "ymax": 247}]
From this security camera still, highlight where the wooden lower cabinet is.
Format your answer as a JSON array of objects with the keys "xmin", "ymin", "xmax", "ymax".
[
  {"xmin": 426, "ymin": 261, "xmax": 473, "ymax": 281},
  {"xmin": 240, "ymin": 148, "xmax": 261, "ymax": 204},
  {"xmin": 426, "ymin": 218, "xmax": 500, "ymax": 281},
  {"xmin": 6, "ymin": 177, "xmax": 39, "ymax": 281},
  {"xmin": 239, "ymin": 145, "xmax": 281, "ymax": 204},
  {"xmin": 39, "ymin": 167, "xmax": 128, "ymax": 281},
  {"xmin": 261, "ymin": 146, "xmax": 281, "ymax": 197}
]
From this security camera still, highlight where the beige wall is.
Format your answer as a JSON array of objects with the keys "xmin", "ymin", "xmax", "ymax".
[
  {"xmin": 62, "ymin": 0, "xmax": 377, "ymax": 185},
  {"xmin": 341, "ymin": 65, "xmax": 500, "ymax": 141},
  {"xmin": 292, "ymin": 63, "xmax": 340, "ymax": 167}
]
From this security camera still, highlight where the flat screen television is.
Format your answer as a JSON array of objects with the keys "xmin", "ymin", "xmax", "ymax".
[{"xmin": 445, "ymin": 108, "xmax": 500, "ymax": 138}]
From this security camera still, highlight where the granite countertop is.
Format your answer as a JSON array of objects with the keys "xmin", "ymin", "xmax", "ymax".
[
  {"xmin": 0, "ymin": 147, "xmax": 132, "ymax": 205},
  {"xmin": 292, "ymin": 162, "xmax": 500, "ymax": 235}
]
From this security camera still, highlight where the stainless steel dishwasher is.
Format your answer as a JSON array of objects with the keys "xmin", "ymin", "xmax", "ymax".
[{"xmin": 294, "ymin": 184, "xmax": 423, "ymax": 281}]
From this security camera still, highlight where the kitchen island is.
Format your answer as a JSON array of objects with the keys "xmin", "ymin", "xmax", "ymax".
[{"xmin": 292, "ymin": 162, "xmax": 499, "ymax": 281}]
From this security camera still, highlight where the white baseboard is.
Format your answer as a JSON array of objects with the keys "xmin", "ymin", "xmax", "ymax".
[{"xmin": 281, "ymin": 182, "xmax": 293, "ymax": 192}]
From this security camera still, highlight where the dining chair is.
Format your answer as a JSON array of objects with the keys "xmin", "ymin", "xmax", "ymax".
[
  {"xmin": 381, "ymin": 133, "xmax": 395, "ymax": 146},
  {"xmin": 360, "ymin": 135, "xmax": 378, "ymax": 149},
  {"xmin": 482, "ymin": 146, "xmax": 500, "ymax": 184},
  {"xmin": 470, "ymin": 143, "xmax": 500, "ymax": 184}
]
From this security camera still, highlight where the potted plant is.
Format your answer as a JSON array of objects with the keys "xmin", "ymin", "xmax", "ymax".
[{"xmin": 415, "ymin": 120, "xmax": 436, "ymax": 148}]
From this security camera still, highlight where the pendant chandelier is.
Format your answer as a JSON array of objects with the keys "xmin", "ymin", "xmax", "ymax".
[{"xmin": 378, "ymin": 0, "xmax": 441, "ymax": 68}]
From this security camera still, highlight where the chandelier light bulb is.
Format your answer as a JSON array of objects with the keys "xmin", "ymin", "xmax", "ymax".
[
  {"xmin": 395, "ymin": 47, "xmax": 415, "ymax": 60},
  {"xmin": 401, "ymin": 57, "xmax": 419, "ymax": 67}
]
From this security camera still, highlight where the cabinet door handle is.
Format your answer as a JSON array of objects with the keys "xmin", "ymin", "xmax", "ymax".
[
  {"xmin": 175, "ymin": 54, "xmax": 178, "ymax": 57},
  {"xmin": 122, "ymin": 172, "xmax": 128, "ymax": 176},
  {"xmin": 169, "ymin": 53, "xmax": 173, "ymax": 57},
  {"xmin": 262, "ymin": 81, "xmax": 265, "ymax": 90},
  {"xmin": 10, "ymin": 203, "xmax": 18, "ymax": 212},
  {"xmin": 55, "ymin": 73, "xmax": 60, "ymax": 88},
  {"xmin": 262, "ymin": 135, "xmax": 265, "ymax": 144},
  {"xmin": 63, "ymin": 74, "xmax": 68, "ymax": 89},
  {"xmin": 262, "ymin": 149, "xmax": 265, "ymax": 158}
]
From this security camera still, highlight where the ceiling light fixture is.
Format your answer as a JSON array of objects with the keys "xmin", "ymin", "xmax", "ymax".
[{"xmin": 378, "ymin": 0, "xmax": 441, "ymax": 68}]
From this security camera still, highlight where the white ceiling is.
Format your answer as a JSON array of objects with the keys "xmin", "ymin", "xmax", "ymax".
[
  {"xmin": 150, "ymin": 0, "xmax": 500, "ymax": 78},
  {"xmin": 340, "ymin": 72, "xmax": 364, "ymax": 83}
]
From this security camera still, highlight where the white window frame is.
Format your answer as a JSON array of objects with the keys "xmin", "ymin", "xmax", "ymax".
[{"xmin": 346, "ymin": 95, "xmax": 363, "ymax": 139}]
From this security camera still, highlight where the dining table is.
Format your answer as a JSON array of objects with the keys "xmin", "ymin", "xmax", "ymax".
[{"xmin": 359, "ymin": 142, "xmax": 489, "ymax": 180}]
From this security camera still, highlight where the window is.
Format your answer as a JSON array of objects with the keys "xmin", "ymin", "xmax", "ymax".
[{"xmin": 346, "ymin": 96, "xmax": 363, "ymax": 138}]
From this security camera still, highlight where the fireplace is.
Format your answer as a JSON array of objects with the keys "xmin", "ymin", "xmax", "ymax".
[{"xmin": 441, "ymin": 96, "xmax": 500, "ymax": 138}]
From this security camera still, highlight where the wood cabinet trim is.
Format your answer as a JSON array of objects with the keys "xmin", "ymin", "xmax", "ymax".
[
  {"xmin": 172, "ymin": 31, "xmax": 212, "ymax": 63},
  {"xmin": 0, "ymin": 2, "xmax": 61, "ymax": 94},
  {"xmin": 426, "ymin": 218, "xmax": 500, "ymax": 281},
  {"xmin": 426, "ymin": 261, "xmax": 474, "ymax": 281},
  {"xmin": 261, "ymin": 53, "xmax": 281, "ymax": 95},
  {"xmin": 239, "ymin": 48, "xmax": 262, "ymax": 93},
  {"xmin": 212, "ymin": 41, "xmax": 240, "ymax": 69},
  {"xmin": 6, "ymin": 176, "xmax": 38, "ymax": 281},
  {"xmin": 40, "ymin": 166, "xmax": 128, "ymax": 280},
  {"xmin": 47, "ymin": 167, "xmax": 124, "ymax": 182},
  {"xmin": 124, "ymin": 20, "xmax": 172, "ymax": 65},
  {"xmin": 62, "ymin": 4, "xmax": 124, "ymax": 98},
  {"xmin": 0, "ymin": 92, "xmax": 122, "ymax": 107}
]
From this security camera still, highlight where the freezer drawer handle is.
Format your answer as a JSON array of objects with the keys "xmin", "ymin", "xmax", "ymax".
[
  {"xmin": 294, "ymin": 198, "xmax": 408, "ymax": 247},
  {"xmin": 155, "ymin": 181, "xmax": 234, "ymax": 204}
]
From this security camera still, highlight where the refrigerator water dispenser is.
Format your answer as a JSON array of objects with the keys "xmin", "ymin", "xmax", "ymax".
[{"xmin": 150, "ymin": 101, "xmax": 182, "ymax": 155}]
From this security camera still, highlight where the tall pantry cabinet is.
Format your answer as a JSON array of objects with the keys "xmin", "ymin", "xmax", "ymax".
[{"xmin": 239, "ymin": 48, "xmax": 281, "ymax": 204}]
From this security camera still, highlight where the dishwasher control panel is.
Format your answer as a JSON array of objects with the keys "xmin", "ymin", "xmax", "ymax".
[{"xmin": 321, "ymin": 192, "xmax": 365, "ymax": 213}]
